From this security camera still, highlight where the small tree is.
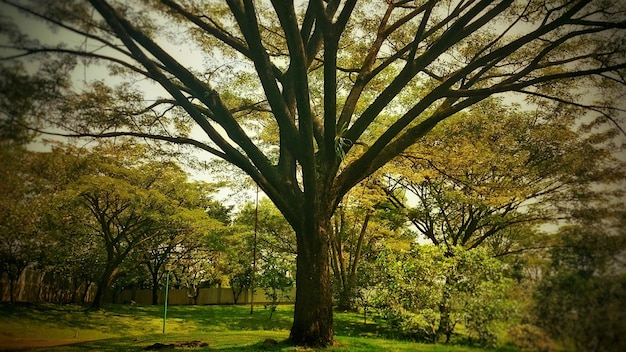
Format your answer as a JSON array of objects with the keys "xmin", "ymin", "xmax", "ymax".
[
  {"xmin": 143, "ymin": 205, "xmax": 225, "ymax": 305},
  {"xmin": 373, "ymin": 244, "xmax": 514, "ymax": 345},
  {"xmin": 174, "ymin": 247, "xmax": 223, "ymax": 305},
  {"xmin": 227, "ymin": 267, "xmax": 251, "ymax": 305},
  {"xmin": 222, "ymin": 229, "xmax": 253, "ymax": 305},
  {"xmin": 234, "ymin": 198, "xmax": 297, "ymax": 308},
  {"xmin": 258, "ymin": 255, "xmax": 294, "ymax": 319},
  {"xmin": 330, "ymin": 180, "xmax": 408, "ymax": 311}
]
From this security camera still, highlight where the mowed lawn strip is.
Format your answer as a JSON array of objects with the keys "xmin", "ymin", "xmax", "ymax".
[{"xmin": 0, "ymin": 303, "xmax": 517, "ymax": 351}]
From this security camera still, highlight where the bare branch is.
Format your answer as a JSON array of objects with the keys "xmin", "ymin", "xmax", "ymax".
[
  {"xmin": 517, "ymin": 89, "xmax": 626, "ymax": 136},
  {"xmin": 0, "ymin": 46, "xmax": 149, "ymax": 76}
]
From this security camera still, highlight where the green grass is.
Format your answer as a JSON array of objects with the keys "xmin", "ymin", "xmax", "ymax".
[{"xmin": 0, "ymin": 303, "xmax": 517, "ymax": 351}]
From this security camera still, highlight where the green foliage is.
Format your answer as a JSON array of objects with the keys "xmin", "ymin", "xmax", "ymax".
[
  {"xmin": 0, "ymin": 60, "xmax": 73, "ymax": 145},
  {"xmin": 534, "ymin": 219, "xmax": 626, "ymax": 351},
  {"xmin": 387, "ymin": 99, "xmax": 625, "ymax": 254},
  {"xmin": 330, "ymin": 179, "xmax": 410, "ymax": 311},
  {"xmin": 234, "ymin": 198, "xmax": 297, "ymax": 314},
  {"xmin": 24, "ymin": 141, "xmax": 230, "ymax": 307},
  {"xmin": 257, "ymin": 255, "xmax": 294, "ymax": 319},
  {"xmin": 373, "ymin": 245, "xmax": 515, "ymax": 346},
  {"xmin": 536, "ymin": 273, "xmax": 626, "ymax": 351},
  {"xmin": 0, "ymin": 144, "xmax": 92, "ymax": 303}
]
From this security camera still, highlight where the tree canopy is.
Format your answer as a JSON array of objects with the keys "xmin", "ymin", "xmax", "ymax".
[
  {"xmin": 383, "ymin": 99, "xmax": 624, "ymax": 254},
  {"xmin": 44, "ymin": 142, "xmax": 224, "ymax": 308}
]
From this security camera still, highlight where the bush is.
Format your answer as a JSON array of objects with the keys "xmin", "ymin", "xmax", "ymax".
[{"xmin": 372, "ymin": 245, "xmax": 515, "ymax": 346}]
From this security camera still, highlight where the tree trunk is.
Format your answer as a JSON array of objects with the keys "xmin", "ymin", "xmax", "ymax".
[
  {"xmin": 232, "ymin": 286, "xmax": 243, "ymax": 304},
  {"xmin": 437, "ymin": 276, "xmax": 454, "ymax": 343},
  {"xmin": 289, "ymin": 217, "xmax": 334, "ymax": 347},
  {"xmin": 36, "ymin": 272, "xmax": 45, "ymax": 303},
  {"xmin": 70, "ymin": 277, "xmax": 79, "ymax": 303},
  {"xmin": 336, "ymin": 279, "xmax": 356, "ymax": 312},
  {"xmin": 437, "ymin": 294, "xmax": 452, "ymax": 343},
  {"xmin": 152, "ymin": 286, "xmax": 159, "ymax": 305},
  {"xmin": 9, "ymin": 277, "xmax": 16, "ymax": 304},
  {"xmin": 7, "ymin": 267, "xmax": 25, "ymax": 305},
  {"xmin": 91, "ymin": 283, "xmax": 105, "ymax": 309},
  {"xmin": 81, "ymin": 281, "xmax": 91, "ymax": 304},
  {"xmin": 332, "ymin": 211, "xmax": 370, "ymax": 312},
  {"xmin": 91, "ymin": 266, "xmax": 119, "ymax": 309},
  {"xmin": 151, "ymin": 271, "xmax": 159, "ymax": 305}
]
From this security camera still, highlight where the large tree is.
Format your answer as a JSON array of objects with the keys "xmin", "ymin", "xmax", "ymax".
[
  {"xmin": 2, "ymin": 0, "xmax": 626, "ymax": 345},
  {"xmin": 382, "ymin": 100, "xmax": 625, "ymax": 255},
  {"xmin": 50, "ymin": 143, "xmax": 219, "ymax": 308},
  {"xmin": 0, "ymin": 143, "xmax": 90, "ymax": 303}
]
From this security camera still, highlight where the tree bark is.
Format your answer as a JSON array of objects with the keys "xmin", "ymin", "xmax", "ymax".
[
  {"xmin": 6, "ymin": 267, "xmax": 25, "ymax": 305},
  {"xmin": 8, "ymin": 277, "xmax": 16, "ymax": 304},
  {"xmin": 231, "ymin": 286, "xmax": 243, "ymax": 304},
  {"xmin": 289, "ymin": 215, "xmax": 334, "ymax": 346}
]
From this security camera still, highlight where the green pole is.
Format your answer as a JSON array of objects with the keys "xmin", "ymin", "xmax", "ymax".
[
  {"xmin": 250, "ymin": 185, "xmax": 258, "ymax": 315},
  {"xmin": 163, "ymin": 271, "xmax": 169, "ymax": 333}
]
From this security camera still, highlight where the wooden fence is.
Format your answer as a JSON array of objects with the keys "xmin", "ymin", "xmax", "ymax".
[
  {"xmin": 116, "ymin": 287, "xmax": 295, "ymax": 306},
  {"xmin": 0, "ymin": 268, "xmax": 294, "ymax": 306},
  {"xmin": 0, "ymin": 269, "xmax": 97, "ymax": 304}
]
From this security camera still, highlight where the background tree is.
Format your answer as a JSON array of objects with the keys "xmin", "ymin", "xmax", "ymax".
[
  {"xmin": 373, "ymin": 244, "xmax": 515, "ymax": 345},
  {"xmin": 236, "ymin": 198, "xmax": 298, "ymax": 257},
  {"xmin": 2, "ymin": 0, "xmax": 626, "ymax": 345},
  {"xmin": 222, "ymin": 234, "xmax": 253, "ymax": 305},
  {"xmin": 173, "ymin": 246, "xmax": 223, "ymax": 305},
  {"xmin": 257, "ymin": 254, "xmax": 295, "ymax": 319},
  {"xmin": 0, "ymin": 143, "xmax": 90, "ymax": 303},
  {"xmin": 235, "ymin": 198, "xmax": 297, "ymax": 309},
  {"xmin": 39, "ymin": 227, "xmax": 106, "ymax": 304},
  {"xmin": 49, "ymin": 143, "xmax": 220, "ymax": 308},
  {"xmin": 330, "ymin": 179, "xmax": 407, "ymax": 311},
  {"xmin": 140, "ymin": 183, "xmax": 228, "ymax": 305},
  {"xmin": 377, "ymin": 99, "xmax": 624, "ymax": 345},
  {"xmin": 534, "ymin": 208, "xmax": 626, "ymax": 351},
  {"xmin": 382, "ymin": 100, "xmax": 624, "ymax": 255},
  {"xmin": 0, "ymin": 147, "xmax": 41, "ymax": 303}
]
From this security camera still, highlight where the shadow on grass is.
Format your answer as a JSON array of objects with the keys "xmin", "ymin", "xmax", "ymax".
[
  {"xmin": 0, "ymin": 303, "xmax": 396, "ymax": 337},
  {"xmin": 0, "ymin": 302, "xmax": 162, "ymax": 337},
  {"xmin": 9, "ymin": 335, "xmax": 519, "ymax": 352},
  {"xmin": 170, "ymin": 305, "xmax": 294, "ymax": 332},
  {"xmin": 12, "ymin": 333, "xmax": 295, "ymax": 351},
  {"xmin": 0, "ymin": 304, "xmax": 519, "ymax": 351}
]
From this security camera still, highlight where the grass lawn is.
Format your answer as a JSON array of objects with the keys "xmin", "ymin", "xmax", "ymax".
[{"xmin": 0, "ymin": 303, "xmax": 517, "ymax": 351}]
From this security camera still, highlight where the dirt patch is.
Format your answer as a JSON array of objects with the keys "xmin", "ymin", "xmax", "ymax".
[
  {"xmin": 0, "ymin": 338, "xmax": 92, "ymax": 351},
  {"xmin": 144, "ymin": 340, "xmax": 209, "ymax": 350}
]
